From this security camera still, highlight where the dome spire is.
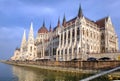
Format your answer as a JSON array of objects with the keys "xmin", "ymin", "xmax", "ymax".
[
  {"xmin": 57, "ymin": 17, "xmax": 60, "ymax": 27},
  {"xmin": 49, "ymin": 23, "xmax": 52, "ymax": 32},
  {"xmin": 42, "ymin": 20, "xmax": 45, "ymax": 27},
  {"xmin": 78, "ymin": 4, "xmax": 83, "ymax": 18},
  {"xmin": 62, "ymin": 13, "xmax": 66, "ymax": 27},
  {"xmin": 38, "ymin": 20, "xmax": 48, "ymax": 33},
  {"xmin": 28, "ymin": 22, "xmax": 34, "ymax": 43},
  {"xmin": 21, "ymin": 29, "xmax": 26, "ymax": 47}
]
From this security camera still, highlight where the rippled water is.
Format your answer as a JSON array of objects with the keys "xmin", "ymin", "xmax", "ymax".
[{"xmin": 0, "ymin": 62, "xmax": 111, "ymax": 81}]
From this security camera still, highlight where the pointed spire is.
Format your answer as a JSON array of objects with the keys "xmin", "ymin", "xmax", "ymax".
[
  {"xmin": 78, "ymin": 4, "xmax": 83, "ymax": 18},
  {"xmin": 49, "ymin": 23, "xmax": 52, "ymax": 32},
  {"xmin": 28, "ymin": 22, "xmax": 34, "ymax": 43},
  {"xmin": 63, "ymin": 13, "xmax": 66, "ymax": 22},
  {"xmin": 30, "ymin": 22, "xmax": 33, "ymax": 31},
  {"xmin": 57, "ymin": 17, "xmax": 60, "ymax": 27},
  {"xmin": 42, "ymin": 20, "xmax": 45, "ymax": 27},
  {"xmin": 21, "ymin": 29, "xmax": 26, "ymax": 47},
  {"xmin": 62, "ymin": 14, "xmax": 66, "ymax": 27}
]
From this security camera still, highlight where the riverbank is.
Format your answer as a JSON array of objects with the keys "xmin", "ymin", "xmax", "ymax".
[{"xmin": 1, "ymin": 60, "xmax": 98, "ymax": 74}]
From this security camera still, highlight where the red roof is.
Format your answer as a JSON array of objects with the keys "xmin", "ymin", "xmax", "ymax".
[
  {"xmin": 65, "ymin": 17, "xmax": 77, "ymax": 27},
  {"xmin": 95, "ymin": 17, "xmax": 108, "ymax": 28},
  {"xmin": 38, "ymin": 26, "xmax": 48, "ymax": 33}
]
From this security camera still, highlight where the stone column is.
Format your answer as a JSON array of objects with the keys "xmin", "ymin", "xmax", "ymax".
[
  {"xmin": 71, "ymin": 28, "xmax": 73, "ymax": 60},
  {"xmin": 74, "ymin": 26, "xmax": 77, "ymax": 58},
  {"xmin": 62, "ymin": 32, "xmax": 65, "ymax": 61},
  {"xmin": 66, "ymin": 30, "xmax": 68, "ymax": 61}
]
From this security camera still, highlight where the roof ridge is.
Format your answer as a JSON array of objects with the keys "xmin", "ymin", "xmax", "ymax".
[{"xmin": 96, "ymin": 16, "xmax": 109, "ymax": 22}]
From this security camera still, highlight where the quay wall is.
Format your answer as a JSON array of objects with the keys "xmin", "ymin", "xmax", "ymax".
[{"xmin": 4, "ymin": 61, "xmax": 120, "ymax": 71}]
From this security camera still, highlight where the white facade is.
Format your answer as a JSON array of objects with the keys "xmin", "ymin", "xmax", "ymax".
[{"xmin": 11, "ymin": 6, "xmax": 119, "ymax": 61}]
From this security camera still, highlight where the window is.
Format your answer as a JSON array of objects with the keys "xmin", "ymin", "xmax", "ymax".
[
  {"xmin": 65, "ymin": 49, "xmax": 67, "ymax": 54},
  {"xmin": 53, "ymin": 48, "xmax": 56, "ymax": 55},
  {"xmin": 87, "ymin": 29, "xmax": 88, "ymax": 36},
  {"xmin": 30, "ymin": 46, "xmax": 32, "ymax": 52},
  {"xmin": 79, "ymin": 48, "xmax": 81, "ymax": 52},
  {"xmin": 91, "ymin": 32, "xmax": 92, "ymax": 38},
  {"xmin": 61, "ymin": 34, "xmax": 63, "ymax": 41},
  {"xmin": 101, "ymin": 33, "xmax": 104, "ymax": 40},
  {"xmin": 69, "ymin": 48, "xmax": 71, "ymax": 54},
  {"xmin": 72, "ymin": 29, "xmax": 75, "ymax": 37},
  {"xmin": 61, "ymin": 50, "xmax": 63, "ymax": 54},
  {"xmin": 77, "ymin": 27, "xmax": 80, "ymax": 36},
  {"xmin": 83, "ymin": 29, "xmax": 84, "ymax": 35},
  {"xmin": 68, "ymin": 31, "xmax": 70, "ymax": 38},
  {"xmin": 64, "ymin": 32, "xmax": 66, "ymax": 40},
  {"xmin": 58, "ymin": 51, "xmax": 59, "ymax": 55}
]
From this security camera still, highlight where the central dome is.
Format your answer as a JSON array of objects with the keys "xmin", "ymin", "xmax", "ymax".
[
  {"xmin": 38, "ymin": 21, "xmax": 48, "ymax": 33},
  {"xmin": 38, "ymin": 26, "xmax": 48, "ymax": 33}
]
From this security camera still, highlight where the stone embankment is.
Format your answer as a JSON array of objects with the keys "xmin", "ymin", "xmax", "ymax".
[
  {"xmin": 1, "ymin": 60, "xmax": 120, "ymax": 74},
  {"xmin": 1, "ymin": 61, "xmax": 98, "ymax": 74}
]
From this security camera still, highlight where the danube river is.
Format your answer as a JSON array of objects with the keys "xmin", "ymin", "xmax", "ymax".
[{"xmin": 0, "ymin": 62, "xmax": 111, "ymax": 81}]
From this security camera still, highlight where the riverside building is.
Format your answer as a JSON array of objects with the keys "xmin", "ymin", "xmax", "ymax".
[{"xmin": 11, "ymin": 5, "xmax": 119, "ymax": 61}]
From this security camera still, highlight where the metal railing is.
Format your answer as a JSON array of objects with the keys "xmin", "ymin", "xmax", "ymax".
[{"xmin": 80, "ymin": 66, "xmax": 120, "ymax": 81}]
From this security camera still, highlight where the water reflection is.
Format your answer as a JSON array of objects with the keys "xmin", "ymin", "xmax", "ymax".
[{"xmin": 12, "ymin": 66, "xmax": 91, "ymax": 81}]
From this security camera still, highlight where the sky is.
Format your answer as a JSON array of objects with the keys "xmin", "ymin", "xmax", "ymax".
[{"xmin": 0, "ymin": 0, "xmax": 120, "ymax": 60}]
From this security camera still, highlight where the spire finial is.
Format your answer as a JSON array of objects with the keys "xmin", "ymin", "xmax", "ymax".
[
  {"xmin": 62, "ymin": 13, "xmax": 66, "ymax": 27},
  {"xmin": 78, "ymin": 4, "xmax": 83, "ymax": 18},
  {"xmin": 28, "ymin": 22, "xmax": 34, "ymax": 43},
  {"xmin": 21, "ymin": 29, "xmax": 26, "ymax": 47},
  {"xmin": 49, "ymin": 23, "xmax": 52, "ymax": 32},
  {"xmin": 57, "ymin": 17, "xmax": 60, "ymax": 27},
  {"xmin": 30, "ymin": 21, "xmax": 33, "ymax": 30},
  {"xmin": 43, "ymin": 20, "xmax": 45, "ymax": 27},
  {"xmin": 63, "ymin": 13, "xmax": 66, "ymax": 22}
]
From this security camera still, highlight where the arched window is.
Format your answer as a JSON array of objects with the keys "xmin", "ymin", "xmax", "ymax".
[
  {"xmin": 30, "ymin": 46, "xmax": 32, "ymax": 52},
  {"xmin": 68, "ymin": 31, "xmax": 70, "ymax": 38},
  {"xmin": 94, "ymin": 32, "xmax": 95, "ymax": 38},
  {"xmin": 101, "ymin": 33, "xmax": 104, "ymax": 40},
  {"xmin": 83, "ymin": 28, "xmax": 84, "ymax": 35},
  {"xmin": 61, "ymin": 34, "xmax": 63, "ymax": 41},
  {"xmin": 77, "ymin": 27, "xmax": 80, "ymax": 36},
  {"xmin": 87, "ymin": 29, "xmax": 88, "ymax": 36},
  {"xmin": 90, "ymin": 31, "xmax": 92, "ymax": 38},
  {"xmin": 102, "ymin": 47, "xmax": 105, "ymax": 53},
  {"xmin": 72, "ymin": 29, "xmax": 75, "ymax": 37},
  {"xmin": 64, "ymin": 32, "xmax": 66, "ymax": 40}
]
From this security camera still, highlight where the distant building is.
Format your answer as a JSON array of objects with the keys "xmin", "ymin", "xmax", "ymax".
[{"xmin": 11, "ymin": 5, "xmax": 119, "ymax": 61}]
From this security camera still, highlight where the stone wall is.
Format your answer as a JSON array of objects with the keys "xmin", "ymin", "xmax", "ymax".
[
  {"xmin": 89, "ymin": 52, "xmax": 120, "ymax": 60},
  {"xmin": 10, "ymin": 60, "xmax": 120, "ymax": 70}
]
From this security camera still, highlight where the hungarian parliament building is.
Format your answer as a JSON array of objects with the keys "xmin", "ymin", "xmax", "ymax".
[{"xmin": 11, "ymin": 5, "xmax": 119, "ymax": 61}]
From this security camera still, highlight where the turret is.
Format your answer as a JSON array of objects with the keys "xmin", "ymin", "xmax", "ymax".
[
  {"xmin": 38, "ymin": 21, "xmax": 48, "ymax": 33},
  {"xmin": 57, "ymin": 17, "xmax": 60, "ymax": 27},
  {"xmin": 21, "ymin": 29, "xmax": 26, "ymax": 48},
  {"xmin": 78, "ymin": 4, "xmax": 83, "ymax": 18},
  {"xmin": 49, "ymin": 23, "xmax": 52, "ymax": 32},
  {"xmin": 28, "ymin": 22, "xmax": 34, "ymax": 44},
  {"xmin": 62, "ymin": 14, "xmax": 66, "ymax": 27}
]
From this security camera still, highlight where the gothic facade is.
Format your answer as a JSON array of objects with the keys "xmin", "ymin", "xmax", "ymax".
[{"xmin": 11, "ymin": 6, "xmax": 119, "ymax": 61}]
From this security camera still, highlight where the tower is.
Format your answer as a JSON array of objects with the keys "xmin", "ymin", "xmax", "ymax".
[
  {"xmin": 20, "ymin": 29, "xmax": 26, "ymax": 52},
  {"xmin": 62, "ymin": 14, "xmax": 66, "ymax": 27},
  {"xmin": 28, "ymin": 22, "xmax": 34, "ymax": 44},
  {"xmin": 49, "ymin": 23, "xmax": 52, "ymax": 32},
  {"xmin": 57, "ymin": 17, "xmax": 60, "ymax": 27},
  {"xmin": 78, "ymin": 4, "xmax": 83, "ymax": 18},
  {"xmin": 27, "ymin": 22, "xmax": 35, "ymax": 60}
]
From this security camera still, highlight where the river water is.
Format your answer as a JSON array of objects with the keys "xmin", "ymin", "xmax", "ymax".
[{"xmin": 0, "ymin": 62, "xmax": 111, "ymax": 81}]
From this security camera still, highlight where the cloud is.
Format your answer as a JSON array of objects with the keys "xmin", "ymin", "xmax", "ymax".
[
  {"xmin": 0, "ymin": 0, "xmax": 120, "ymax": 59},
  {"xmin": 0, "ymin": 27, "xmax": 24, "ymax": 59},
  {"xmin": 0, "ymin": 27, "xmax": 24, "ymax": 39},
  {"xmin": 19, "ymin": 5, "xmax": 56, "ymax": 16}
]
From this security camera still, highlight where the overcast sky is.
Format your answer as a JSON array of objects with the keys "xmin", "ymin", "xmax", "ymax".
[{"xmin": 0, "ymin": 0, "xmax": 120, "ymax": 60}]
